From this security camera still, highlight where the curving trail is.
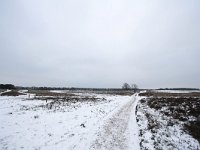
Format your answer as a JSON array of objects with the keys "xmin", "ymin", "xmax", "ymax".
[{"xmin": 90, "ymin": 93, "xmax": 141, "ymax": 150}]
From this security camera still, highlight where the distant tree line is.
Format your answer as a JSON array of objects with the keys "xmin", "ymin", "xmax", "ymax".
[
  {"xmin": 2, "ymin": 83, "xmax": 139, "ymax": 91},
  {"xmin": 1, "ymin": 84, "xmax": 198, "ymax": 91},
  {"xmin": 18, "ymin": 86, "xmax": 135, "ymax": 91},
  {"xmin": 0, "ymin": 84, "xmax": 16, "ymax": 89}
]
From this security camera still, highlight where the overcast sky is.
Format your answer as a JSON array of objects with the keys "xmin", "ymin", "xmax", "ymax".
[{"xmin": 0, "ymin": 0, "xmax": 200, "ymax": 88}]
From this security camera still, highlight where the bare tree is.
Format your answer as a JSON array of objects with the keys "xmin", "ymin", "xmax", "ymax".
[
  {"xmin": 131, "ymin": 83, "xmax": 138, "ymax": 92},
  {"xmin": 122, "ymin": 83, "xmax": 131, "ymax": 90}
]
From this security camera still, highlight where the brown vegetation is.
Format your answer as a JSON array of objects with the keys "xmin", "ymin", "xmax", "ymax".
[
  {"xmin": 0, "ymin": 90, "xmax": 25, "ymax": 96},
  {"xmin": 146, "ymin": 95, "xmax": 200, "ymax": 142},
  {"xmin": 139, "ymin": 91, "xmax": 200, "ymax": 97},
  {"xmin": 28, "ymin": 90, "xmax": 75, "ymax": 97}
]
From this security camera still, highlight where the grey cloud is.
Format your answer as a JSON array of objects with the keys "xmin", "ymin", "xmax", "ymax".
[{"xmin": 0, "ymin": 0, "xmax": 200, "ymax": 88}]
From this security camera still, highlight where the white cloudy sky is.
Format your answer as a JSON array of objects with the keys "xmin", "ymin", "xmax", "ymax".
[{"xmin": 0, "ymin": 0, "xmax": 200, "ymax": 88}]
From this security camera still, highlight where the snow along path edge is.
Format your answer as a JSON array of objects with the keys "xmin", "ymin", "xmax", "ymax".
[
  {"xmin": 90, "ymin": 93, "xmax": 141, "ymax": 150},
  {"xmin": 127, "ymin": 93, "xmax": 142, "ymax": 150}
]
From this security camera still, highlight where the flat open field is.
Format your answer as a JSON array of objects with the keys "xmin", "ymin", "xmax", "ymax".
[
  {"xmin": 0, "ymin": 89, "xmax": 199, "ymax": 150},
  {"xmin": 0, "ymin": 90, "xmax": 140, "ymax": 150}
]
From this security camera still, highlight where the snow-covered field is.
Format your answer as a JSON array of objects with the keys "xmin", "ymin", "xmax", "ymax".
[
  {"xmin": 154, "ymin": 89, "xmax": 200, "ymax": 93},
  {"xmin": 1, "ymin": 90, "xmax": 199, "ymax": 150},
  {"xmin": 0, "ymin": 92, "xmax": 140, "ymax": 150}
]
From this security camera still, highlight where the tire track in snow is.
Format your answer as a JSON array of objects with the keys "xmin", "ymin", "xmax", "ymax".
[{"xmin": 90, "ymin": 94, "xmax": 140, "ymax": 150}]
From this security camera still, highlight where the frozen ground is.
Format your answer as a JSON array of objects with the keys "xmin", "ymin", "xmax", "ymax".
[
  {"xmin": 0, "ymin": 92, "xmax": 141, "ymax": 150},
  {"xmin": 1, "ymin": 90, "xmax": 199, "ymax": 150},
  {"xmin": 154, "ymin": 89, "xmax": 200, "ymax": 93},
  {"xmin": 137, "ymin": 92, "xmax": 200, "ymax": 150}
]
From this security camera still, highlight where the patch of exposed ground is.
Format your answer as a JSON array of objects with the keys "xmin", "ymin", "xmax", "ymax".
[
  {"xmin": 0, "ymin": 90, "xmax": 25, "ymax": 96},
  {"xmin": 137, "ymin": 91, "xmax": 200, "ymax": 150},
  {"xmin": 20, "ymin": 93, "xmax": 106, "ymax": 112},
  {"xmin": 147, "ymin": 97, "xmax": 200, "ymax": 142},
  {"xmin": 0, "ymin": 89, "xmax": 6, "ymax": 93},
  {"xmin": 139, "ymin": 91, "xmax": 200, "ymax": 97}
]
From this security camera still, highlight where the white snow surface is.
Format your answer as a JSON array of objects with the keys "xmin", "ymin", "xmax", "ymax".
[
  {"xmin": 154, "ymin": 90, "xmax": 200, "ymax": 93},
  {"xmin": 0, "ymin": 93, "xmax": 141, "ymax": 150},
  {"xmin": 50, "ymin": 90, "xmax": 68, "ymax": 93}
]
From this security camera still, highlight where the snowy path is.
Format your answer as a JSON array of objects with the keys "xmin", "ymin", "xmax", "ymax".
[
  {"xmin": 90, "ymin": 93, "xmax": 140, "ymax": 150},
  {"xmin": 0, "ymin": 93, "xmax": 141, "ymax": 150}
]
